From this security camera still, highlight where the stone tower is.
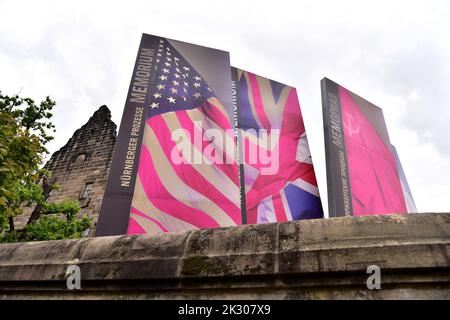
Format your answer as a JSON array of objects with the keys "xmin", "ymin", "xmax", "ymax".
[{"xmin": 15, "ymin": 105, "xmax": 117, "ymax": 231}]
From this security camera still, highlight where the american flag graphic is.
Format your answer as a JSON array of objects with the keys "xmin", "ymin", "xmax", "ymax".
[
  {"xmin": 235, "ymin": 69, "xmax": 324, "ymax": 224},
  {"xmin": 127, "ymin": 39, "xmax": 241, "ymax": 234}
]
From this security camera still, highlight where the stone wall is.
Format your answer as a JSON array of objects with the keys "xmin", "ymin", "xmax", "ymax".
[
  {"xmin": 1, "ymin": 213, "xmax": 449, "ymax": 299},
  {"xmin": 14, "ymin": 105, "xmax": 117, "ymax": 231}
]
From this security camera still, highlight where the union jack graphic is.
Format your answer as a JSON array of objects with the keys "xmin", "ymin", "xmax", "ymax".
[{"xmin": 234, "ymin": 68, "xmax": 324, "ymax": 224}]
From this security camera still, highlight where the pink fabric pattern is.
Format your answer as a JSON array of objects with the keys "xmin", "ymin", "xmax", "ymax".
[{"xmin": 339, "ymin": 87, "xmax": 407, "ymax": 216}]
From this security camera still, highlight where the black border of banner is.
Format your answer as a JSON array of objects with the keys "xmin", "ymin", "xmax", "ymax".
[
  {"xmin": 231, "ymin": 67, "xmax": 247, "ymax": 224},
  {"xmin": 96, "ymin": 34, "xmax": 159, "ymax": 236},
  {"xmin": 321, "ymin": 78, "xmax": 353, "ymax": 217}
]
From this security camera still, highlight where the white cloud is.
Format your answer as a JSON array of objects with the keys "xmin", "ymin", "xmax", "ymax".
[{"xmin": 0, "ymin": 0, "xmax": 449, "ymax": 214}]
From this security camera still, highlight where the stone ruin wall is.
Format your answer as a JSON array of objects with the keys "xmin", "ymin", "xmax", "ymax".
[{"xmin": 14, "ymin": 105, "xmax": 117, "ymax": 232}]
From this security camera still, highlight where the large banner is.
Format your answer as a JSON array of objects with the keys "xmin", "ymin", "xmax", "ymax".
[
  {"xmin": 232, "ymin": 68, "xmax": 323, "ymax": 224},
  {"xmin": 96, "ymin": 34, "xmax": 323, "ymax": 236},
  {"xmin": 321, "ymin": 78, "xmax": 408, "ymax": 217},
  {"xmin": 96, "ymin": 34, "xmax": 238, "ymax": 236}
]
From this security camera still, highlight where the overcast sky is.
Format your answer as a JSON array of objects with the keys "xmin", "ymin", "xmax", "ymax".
[{"xmin": 1, "ymin": 0, "xmax": 449, "ymax": 215}]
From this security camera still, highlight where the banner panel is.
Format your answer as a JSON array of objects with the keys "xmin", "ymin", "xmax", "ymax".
[
  {"xmin": 96, "ymin": 34, "xmax": 238, "ymax": 236},
  {"xmin": 321, "ymin": 78, "xmax": 408, "ymax": 217},
  {"xmin": 233, "ymin": 68, "xmax": 324, "ymax": 224}
]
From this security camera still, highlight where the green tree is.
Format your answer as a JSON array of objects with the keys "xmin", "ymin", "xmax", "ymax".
[{"xmin": 0, "ymin": 91, "xmax": 91, "ymax": 242}]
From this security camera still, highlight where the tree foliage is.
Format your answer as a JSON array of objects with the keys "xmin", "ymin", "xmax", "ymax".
[
  {"xmin": 0, "ymin": 91, "xmax": 91, "ymax": 242},
  {"xmin": 1, "ymin": 214, "xmax": 92, "ymax": 243},
  {"xmin": 0, "ymin": 92, "xmax": 56, "ymax": 230}
]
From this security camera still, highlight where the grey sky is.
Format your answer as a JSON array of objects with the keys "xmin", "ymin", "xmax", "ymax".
[{"xmin": 1, "ymin": 0, "xmax": 449, "ymax": 215}]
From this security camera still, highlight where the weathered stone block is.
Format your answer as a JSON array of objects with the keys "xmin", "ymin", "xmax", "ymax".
[{"xmin": 181, "ymin": 223, "xmax": 277, "ymax": 277}]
